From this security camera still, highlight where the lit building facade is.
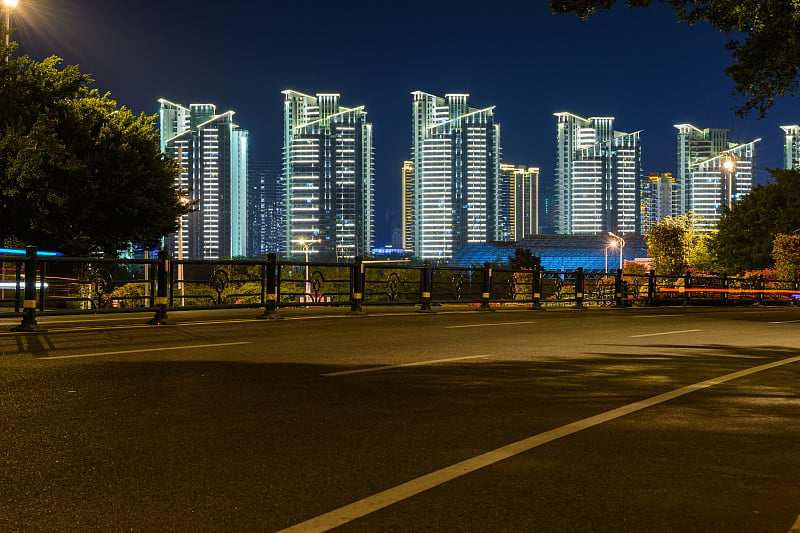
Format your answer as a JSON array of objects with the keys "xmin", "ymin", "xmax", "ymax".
[
  {"xmin": 675, "ymin": 124, "xmax": 759, "ymax": 233},
  {"xmin": 159, "ymin": 99, "xmax": 248, "ymax": 259},
  {"xmin": 410, "ymin": 92, "xmax": 501, "ymax": 260},
  {"xmin": 641, "ymin": 173, "xmax": 674, "ymax": 232},
  {"xmin": 401, "ymin": 160, "xmax": 414, "ymax": 252},
  {"xmin": 781, "ymin": 125, "xmax": 800, "ymax": 169},
  {"xmin": 499, "ymin": 164, "xmax": 540, "ymax": 240},
  {"xmin": 554, "ymin": 113, "xmax": 642, "ymax": 235},
  {"xmin": 247, "ymin": 161, "xmax": 284, "ymax": 256},
  {"xmin": 283, "ymin": 90, "xmax": 374, "ymax": 259}
]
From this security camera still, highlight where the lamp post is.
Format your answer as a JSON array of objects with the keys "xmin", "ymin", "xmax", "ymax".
[
  {"xmin": 608, "ymin": 231, "xmax": 625, "ymax": 270},
  {"xmin": 296, "ymin": 237, "xmax": 319, "ymax": 302},
  {"xmin": 3, "ymin": 0, "xmax": 18, "ymax": 56},
  {"xmin": 605, "ymin": 242, "xmax": 618, "ymax": 274},
  {"xmin": 176, "ymin": 196, "xmax": 190, "ymax": 306},
  {"xmin": 722, "ymin": 156, "xmax": 737, "ymax": 209}
]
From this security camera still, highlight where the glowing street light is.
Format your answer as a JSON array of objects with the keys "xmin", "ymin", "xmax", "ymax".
[
  {"xmin": 722, "ymin": 156, "xmax": 737, "ymax": 209},
  {"xmin": 605, "ymin": 241, "xmax": 618, "ymax": 273},
  {"xmin": 3, "ymin": 0, "xmax": 18, "ymax": 54},
  {"xmin": 608, "ymin": 232, "xmax": 625, "ymax": 270}
]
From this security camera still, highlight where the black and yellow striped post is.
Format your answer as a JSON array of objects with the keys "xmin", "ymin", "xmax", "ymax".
[
  {"xmin": 721, "ymin": 273, "xmax": 729, "ymax": 306},
  {"xmin": 146, "ymin": 250, "xmax": 170, "ymax": 325},
  {"xmin": 11, "ymin": 246, "xmax": 41, "ymax": 332},
  {"xmin": 614, "ymin": 268, "xmax": 625, "ymax": 308},
  {"xmin": 418, "ymin": 260, "xmax": 435, "ymax": 313},
  {"xmin": 683, "ymin": 270, "xmax": 692, "ymax": 306},
  {"xmin": 349, "ymin": 255, "xmax": 365, "ymax": 315},
  {"xmin": 574, "ymin": 267, "xmax": 585, "ymax": 309},
  {"xmin": 531, "ymin": 264, "xmax": 544, "ymax": 310},
  {"xmin": 479, "ymin": 262, "xmax": 493, "ymax": 311},
  {"xmin": 258, "ymin": 253, "xmax": 279, "ymax": 319},
  {"xmin": 647, "ymin": 269, "xmax": 656, "ymax": 306}
]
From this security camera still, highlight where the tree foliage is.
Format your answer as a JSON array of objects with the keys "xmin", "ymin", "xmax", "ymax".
[
  {"xmin": 772, "ymin": 232, "xmax": 800, "ymax": 280},
  {"xmin": 645, "ymin": 216, "xmax": 693, "ymax": 275},
  {"xmin": 549, "ymin": 0, "xmax": 800, "ymax": 118},
  {"xmin": 0, "ymin": 36, "xmax": 189, "ymax": 255},
  {"xmin": 711, "ymin": 169, "xmax": 800, "ymax": 274}
]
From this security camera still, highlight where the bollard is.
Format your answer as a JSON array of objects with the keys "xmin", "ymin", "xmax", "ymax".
[
  {"xmin": 647, "ymin": 269, "xmax": 656, "ymax": 306},
  {"xmin": 683, "ymin": 270, "xmax": 692, "ymax": 306},
  {"xmin": 11, "ymin": 246, "xmax": 41, "ymax": 332},
  {"xmin": 531, "ymin": 265, "xmax": 544, "ymax": 310},
  {"xmin": 258, "ymin": 253, "xmax": 279, "ymax": 319},
  {"xmin": 146, "ymin": 250, "xmax": 170, "ymax": 325},
  {"xmin": 614, "ymin": 268, "xmax": 624, "ymax": 308},
  {"xmin": 349, "ymin": 256, "xmax": 366, "ymax": 315},
  {"xmin": 418, "ymin": 260, "xmax": 435, "ymax": 313},
  {"xmin": 756, "ymin": 274, "xmax": 765, "ymax": 306},
  {"xmin": 721, "ymin": 273, "xmax": 729, "ymax": 306},
  {"xmin": 574, "ymin": 267, "xmax": 584, "ymax": 309},
  {"xmin": 479, "ymin": 262, "xmax": 493, "ymax": 311}
]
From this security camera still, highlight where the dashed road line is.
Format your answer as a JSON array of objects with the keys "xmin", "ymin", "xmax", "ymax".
[
  {"xmin": 281, "ymin": 353, "xmax": 800, "ymax": 533},
  {"xmin": 630, "ymin": 329, "xmax": 702, "ymax": 338},
  {"xmin": 39, "ymin": 341, "xmax": 252, "ymax": 360},
  {"xmin": 323, "ymin": 354, "xmax": 491, "ymax": 376},
  {"xmin": 445, "ymin": 321, "xmax": 535, "ymax": 329}
]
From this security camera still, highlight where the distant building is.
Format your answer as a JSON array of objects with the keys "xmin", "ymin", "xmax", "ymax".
[
  {"xmin": 641, "ymin": 173, "xmax": 674, "ymax": 232},
  {"xmin": 159, "ymin": 99, "xmax": 248, "ymax": 259},
  {"xmin": 499, "ymin": 164, "xmax": 540, "ymax": 239},
  {"xmin": 282, "ymin": 90, "xmax": 374, "ymax": 260},
  {"xmin": 675, "ymin": 124, "xmax": 759, "ymax": 233},
  {"xmin": 781, "ymin": 125, "xmax": 800, "ymax": 169},
  {"xmin": 554, "ymin": 113, "xmax": 642, "ymax": 236},
  {"xmin": 401, "ymin": 160, "xmax": 414, "ymax": 252},
  {"xmin": 410, "ymin": 92, "xmax": 501, "ymax": 260},
  {"xmin": 247, "ymin": 161, "xmax": 284, "ymax": 256}
]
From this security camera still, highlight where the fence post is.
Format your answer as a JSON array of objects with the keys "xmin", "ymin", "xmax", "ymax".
[
  {"xmin": 258, "ymin": 253, "xmax": 279, "ymax": 319},
  {"xmin": 479, "ymin": 262, "xmax": 493, "ymax": 311},
  {"xmin": 11, "ymin": 246, "xmax": 41, "ymax": 332},
  {"xmin": 574, "ymin": 267, "xmax": 584, "ymax": 309},
  {"xmin": 614, "ymin": 268, "xmax": 624, "ymax": 308},
  {"xmin": 349, "ymin": 256, "xmax": 365, "ymax": 314},
  {"xmin": 756, "ymin": 274, "xmax": 765, "ymax": 306},
  {"xmin": 647, "ymin": 269, "xmax": 656, "ymax": 306},
  {"xmin": 531, "ymin": 265, "xmax": 543, "ymax": 310},
  {"xmin": 683, "ymin": 270, "xmax": 692, "ymax": 306},
  {"xmin": 146, "ymin": 250, "xmax": 169, "ymax": 325},
  {"xmin": 721, "ymin": 273, "xmax": 729, "ymax": 306},
  {"xmin": 418, "ymin": 260, "xmax": 435, "ymax": 313}
]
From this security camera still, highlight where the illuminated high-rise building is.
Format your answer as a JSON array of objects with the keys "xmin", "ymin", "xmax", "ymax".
[
  {"xmin": 641, "ymin": 173, "xmax": 674, "ymax": 232},
  {"xmin": 159, "ymin": 99, "xmax": 248, "ymax": 259},
  {"xmin": 675, "ymin": 124, "xmax": 759, "ymax": 233},
  {"xmin": 781, "ymin": 125, "xmax": 800, "ymax": 169},
  {"xmin": 554, "ymin": 113, "xmax": 641, "ymax": 235},
  {"xmin": 247, "ymin": 161, "xmax": 284, "ymax": 256},
  {"xmin": 410, "ymin": 91, "xmax": 501, "ymax": 260},
  {"xmin": 499, "ymin": 164, "xmax": 540, "ymax": 240},
  {"xmin": 282, "ymin": 90, "xmax": 374, "ymax": 259},
  {"xmin": 401, "ymin": 160, "xmax": 414, "ymax": 252}
]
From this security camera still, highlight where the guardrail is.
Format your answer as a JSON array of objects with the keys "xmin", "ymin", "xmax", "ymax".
[{"xmin": 3, "ymin": 246, "xmax": 798, "ymax": 330}]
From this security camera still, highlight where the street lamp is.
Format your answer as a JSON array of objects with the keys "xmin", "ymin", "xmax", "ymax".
[
  {"xmin": 722, "ymin": 156, "xmax": 737, "ymax": 209},
  {"xmin": 3, "ymin": 0, "xmax": 18, "ymax": 55},
  {"xmin": 176, "ymin": 196, "xmax": 190, "ymax": 306},
  {"xmin": 608, "ymin": 231, "xmax": 625, "ymax": 270},
  {"xmin": 296, "ymin": 237, "xmax": 319, "ymax": 302},
  {"xmin": 605, "ymin": 242, "xmax": 618, "ymax": 274}
]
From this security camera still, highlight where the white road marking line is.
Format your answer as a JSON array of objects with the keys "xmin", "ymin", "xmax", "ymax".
[
  {"xmin": 39, "ymin": 342, "xmax": 252, "ymax": 360},
  {"xmin": 632, "ymin": 314, "xmax": 681, "ymax": 318},
  {"xmin": 445, "ymin": 321, "xmax": 535, "ymax": 329},
  {"xmin": 789, "ymin": 511, "xmax": 800, "ymax": 533},
  {"xmin": 629, "ymin": 329, "xmax": 702, "ymax": 338},
  {"xmin": 769, "ymin": 319, "xmax": 800, "ymax": 324},
  {"xmin": 280, "ymin": 353, "xmax": 800, "ymax": 533},
  {"xmin": 323, "ymin": 354, "xmax": 491, "ymax": 377}
]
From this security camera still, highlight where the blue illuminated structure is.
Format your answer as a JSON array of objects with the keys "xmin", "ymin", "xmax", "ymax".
[
  {"xmin": 448, "ymin": 235, "xmax": 647, "ymax": 272},
  {"xmin": 0, "ymin": 248, "xmax": 63, "ymax": 257}
]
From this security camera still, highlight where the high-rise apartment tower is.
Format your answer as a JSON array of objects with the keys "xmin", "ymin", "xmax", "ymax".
[
  {"xmin": 282, "ymin": 91, "xmax": 374, "ymax": 259},
  {"xmin": 409, "ymin": 92, "xmax": 501, "ymax": 260},
  {"xmin": 159, "ymin": 99, "xmax": 248, "ymax": 259},
  {"xmin": 781, "ymin": 125, "xmax": 800, "ymax": 169},
  {"xmin": 554, "ymin": 113, "xmax": 642, "ymax": 235},
  {"xmin": 499, "ymin": 164, "xmax": 540, "ymax": 240}
]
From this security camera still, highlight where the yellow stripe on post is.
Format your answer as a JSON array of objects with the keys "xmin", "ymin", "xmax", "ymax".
[
  {"xmin": 482, "ymin": 293, "xmax": 490, "ymax": 299},
  {"xmin": 422, "ymin": 292, "xmax": 431, "ymax": 298},
  {"xmin": 23, "ymin": 299, "xmax": 37, "ymax": 309},
  {"xmin": 266, "ymin": 294, "xmax": 276, "ymax": 301},
  {"xmin": 353, "ymin": 293, "xmax": 362, "ymax": 300},
  {"xmin": 156, "ymin": 297, "xmax": 168, "ymax": 305},
  {"xmin": 534, "ymin": 293, "xmax": 541, "ymax": 298},
  {"xmin": 577, "ymin": 293, "xmax": 583, "ymax": 298}
]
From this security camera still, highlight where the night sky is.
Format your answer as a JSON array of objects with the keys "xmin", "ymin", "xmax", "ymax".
[{"xmin": 10, "ymin": 0, "xmax": 799, "ymax": 244}]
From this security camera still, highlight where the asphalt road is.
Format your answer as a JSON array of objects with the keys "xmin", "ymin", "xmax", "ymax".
[{"xmin": 2, "ymin": 306, "xmax": 800, "ymax": 532}]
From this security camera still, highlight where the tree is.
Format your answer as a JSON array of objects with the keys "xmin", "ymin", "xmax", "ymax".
[
  {"xmin": 0, "ymin": 36, "xmax": 189, "ymax": 255},
  {"xmin": 645, "ymin": 216, "xmax": 693, "ymax": 275},
  {"xmin": 772, "ymin": 232, "xmax": 800, "ymax": 280},
  {"xmin": 549, "ymin": 0, "xmax": 800, "ymax": 118},
  {"xmin": 508, "ymin": 247, "xmax": 541, "ymax": 269},
  {"xmin": 712, "ymin": 169, "xmax": 800, "ymax": 273}
]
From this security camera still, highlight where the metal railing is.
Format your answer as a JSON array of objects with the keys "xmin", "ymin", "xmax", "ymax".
[{"xmin": 3, "ymin": 246, "xmax": 798, "ymax": 330}]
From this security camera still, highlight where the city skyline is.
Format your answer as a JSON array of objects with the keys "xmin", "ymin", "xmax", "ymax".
[{"xmin": 8, "ymin": 0, "xmax": 798, "ymax": 245}]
